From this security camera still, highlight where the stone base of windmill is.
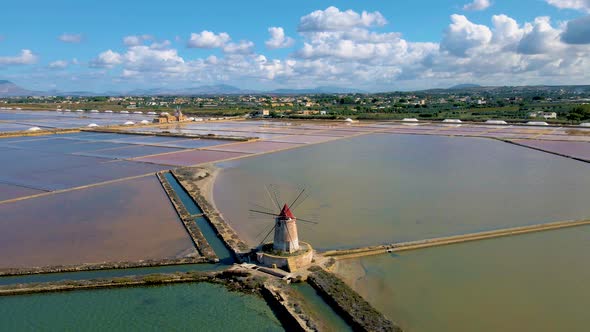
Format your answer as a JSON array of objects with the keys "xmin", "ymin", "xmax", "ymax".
[{"xmin": 256, "ymin": 242, "xmax": 314, "ymax": 272}]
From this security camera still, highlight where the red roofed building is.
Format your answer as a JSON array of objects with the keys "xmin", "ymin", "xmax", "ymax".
[
  {"xmin": 274, "ymin": 203, "xmax": 300, "ymax": 253},
  {"xmin": 279, "ymin": 204, "xmax": 295, "ymax": 220}
]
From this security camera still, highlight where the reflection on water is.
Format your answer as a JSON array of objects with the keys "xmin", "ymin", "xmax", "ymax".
[
  {"xmin": 0, "ymin": 281, "xmax": 283, "ymax": 331},
  {"xmin": 214, "ymin": 134, "xmax": 590, "ymax": 249},
  {"xmin": 334, "ymin": 226, "xmax": 590, "ymax": 332}
]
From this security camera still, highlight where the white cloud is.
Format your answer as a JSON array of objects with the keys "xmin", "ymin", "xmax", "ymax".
[
  {"xmin": 187, "ymin": 30, "xmax": 230, "ymax": 48},
  {"xmin": 223, "ymin": 40, "xmax": 255, "ymax": 54},
  {"xmin": 265, "ymin": 27, "xmax": 295, "ymax": 49},
  {"xmin": 82, "ymin": 8, "xmax": 590, "ymax": 91},
  {"xmin": 123, "ymin": 34, "xmax": 153, "ymax": 46},
  {"xmin": 561, "ymin": 15, "xmax": 590, "ymax": 43},
  {"xmin": 491, "ymin": 14, "xmax": 524, "ymax": 48},
  {"xmin": 463, "ymin": 0, "xmax": 491, "ymax": 11},
  {"xmin": 0, "ymin": 49, "xmax": 38, "ymax": 65},
  {"xmin": 546, "ymin": 0, "xmax": 590, "ymax": 12},
  {"xmin": 49, "ymin": 60, "xmax": 68, "ymax": 69},
  {"xmin": 90, "ymin": 50, "xmax": 123, "ymax": 68},
  {"xmin": 440, "ymin": 14, "xmax": 492, "ymax": 56},
  {"xmin": 58, "ymin": 33, "xmax": 83, "ymax": 43},
  {"xmin": 123, "ymin": 45, "xmax": 185, "ymax": 72},
  {"xmin": 149, "ymin": 40, "xmax": 172, "ymax": 49},
  {"xmin": 91, "ymin": 44, "xmax": 187, "ymax": 77},
  {"xmin": 298, "ymin": 6, "xmax": 387, "ymax": 32},
  {"xmin": 516, "ymin": 17, "xmax": 562, "ymax": 54}
]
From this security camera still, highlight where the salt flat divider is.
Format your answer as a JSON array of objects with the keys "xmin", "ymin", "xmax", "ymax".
[
  {"xmin": 0, "ymin": 263, "xmax": 224, "ymax": 286},
  {"xmin": 323, "ymin": 218, "xmax": 590, "ymax": 260},
  {"xmin": 163, "ymin": 172, "xmax": 235, "ymax": 264},
  {"xmin": 291, "ymin": 282, "xmax": 353, "ymax": 332}
]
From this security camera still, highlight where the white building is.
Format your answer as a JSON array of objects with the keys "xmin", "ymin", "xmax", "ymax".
[{"xmin": 529, "ymin": 111, "xmax": 557, "ymax": 119}]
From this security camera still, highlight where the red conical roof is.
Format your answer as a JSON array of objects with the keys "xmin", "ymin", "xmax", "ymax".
[{"xmin": 279, "ymin": 204, "xmax": 295, "ymax": 220}]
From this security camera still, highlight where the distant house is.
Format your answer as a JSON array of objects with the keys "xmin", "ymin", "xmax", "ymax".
[
  {"xmin": 529, "ymin": 111, "xmax": 557, "ymax": 119},
  {"xmin": 152, "ymin": 109, "xmax": 187, "ymax": 124},
  {"xmin": 253, "ymin": 109, "xmax": 270, "ymax": 117},
  {"xmin": 300, "ymin": 110, "xmax": 319, "ymax": 115}
]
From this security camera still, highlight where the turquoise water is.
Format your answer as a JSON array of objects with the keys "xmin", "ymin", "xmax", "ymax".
[{"xmin": 0, "ymin": 283, "xmax": 283, "ymax": 331}]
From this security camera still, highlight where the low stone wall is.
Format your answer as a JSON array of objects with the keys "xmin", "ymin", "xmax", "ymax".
[
  {"xmin": 0, "ymin": 128, "xmax": 80, "ymax": 139},
  {"xmin": 257, "ymin": 242, "xmax": 314, "ymax": 272},
  {"xmin": 0, "ymin": 269, "xmax": 260, "ymax": 297},
  {"xmin": 323, "ymin": 218, "xmax": 590, "ymax": 260},
  {"xmin": 262, "ymin": 281, "xmax": 319, "ymax": 332},
  {"xmin": 86, "ymin": 128, "xmax": 252, "ymax": 141},
  {"xmin": 0, "ymin": 256, "xmax": 208, "ymax": 277},
  {"xmin": 501, "ymin": 139, "xmax": 590, "ymax": 163},
  {"xmin": 172, "ymin": 168, "xmax": 251, "ymax": 259},
  {"xmin": 157, "ymin": 171, "xmax": 218, "ymax": 262},
  {"xmin": 307, "ymin": 267, "xmax": 401, "ymax": 332}
]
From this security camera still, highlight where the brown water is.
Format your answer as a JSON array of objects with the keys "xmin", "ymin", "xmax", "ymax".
[
  {"xmin": 0, "ymin": 176, "xmax": 196, "ymax": 269},
  {"xmin": 334, "ymin": 226, "xmax": 590, "ymax": 332},
  {"xmin": 214, "ymin": 134, "xmax": 590, "ymax": 249}
]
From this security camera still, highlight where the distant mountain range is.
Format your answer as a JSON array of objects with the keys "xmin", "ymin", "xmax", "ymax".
[
  {"xmin": 0, "ymin": 80, "xmax": 366, "ymax": 97},
  {"xmin": 1, "ymin": 80, "xmax": 589, "ymax": 97},
  {"xmin": 0, "ymin": 80, "xmax": 37, "ymax": 97},
  {"xmin": 448, "ymin": 83, "xmax": 482, "ymax": 89}
]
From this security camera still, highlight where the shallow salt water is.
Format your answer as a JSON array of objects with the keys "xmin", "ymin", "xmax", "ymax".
[
  {"xmin": 0, "ymin": 176, "xmax": 196, "ymax": 268},
  {"xmin": 334, "ymin": 225, "xmax": 590, "ymax": 332},
  {"xmin": 214, "ymin": 133, "xmax": 590, "ymax": 249}
]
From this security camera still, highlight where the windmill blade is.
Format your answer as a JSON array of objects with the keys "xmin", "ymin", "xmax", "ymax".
[
  {"xmin": 249, "ymin": 201, "xmax": 276, "ymax": 214},
  {"xmin": 249, "ymin": 209, "xmax": 279, "ymax": 217},
  {"xmin": 259, "ymin": 224, "xmax": 277, "ymax": 247},
  {"xmin": 289, "ymin": 188, "xmax": 305, "ymax": 209},
  {"xmin": 264, "ymin": 185, "xmax": 281, "ymax": 211},
  {"xmin": 296, "ymin": 218, "xmax": 319, "ymax": 225},
  {"xmin": 248, "ymin": 213, "xmax": 276, "ymax": 221},
  {"xmin": 269, "ymin": 184, "xmax": 282, "ymax": 209},
  {"xmin": 254, "ymin": 223, "xmax": 274, "ymax": 239},
  {"xmin": 291, "ymin": 192, "xmax": 310, "ymax": 211}
]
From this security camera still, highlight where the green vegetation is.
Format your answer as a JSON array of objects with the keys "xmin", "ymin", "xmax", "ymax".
[
  {"xmin": 2, "ymin": 85, "xmax": 590, "ymax": 124},
  {"xmin": 567, "ymin": 105, "xmax": 590, "ymax": 121}
]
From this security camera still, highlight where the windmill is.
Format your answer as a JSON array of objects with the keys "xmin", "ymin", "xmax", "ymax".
[{"xmin": 249, "ymin": 185, "xmax": 318, "ymax": 255}]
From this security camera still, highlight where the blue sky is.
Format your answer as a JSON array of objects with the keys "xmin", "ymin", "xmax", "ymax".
[{"xmin": 1, "ymin": 0, "xmax": 589, "ymax": 92}]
